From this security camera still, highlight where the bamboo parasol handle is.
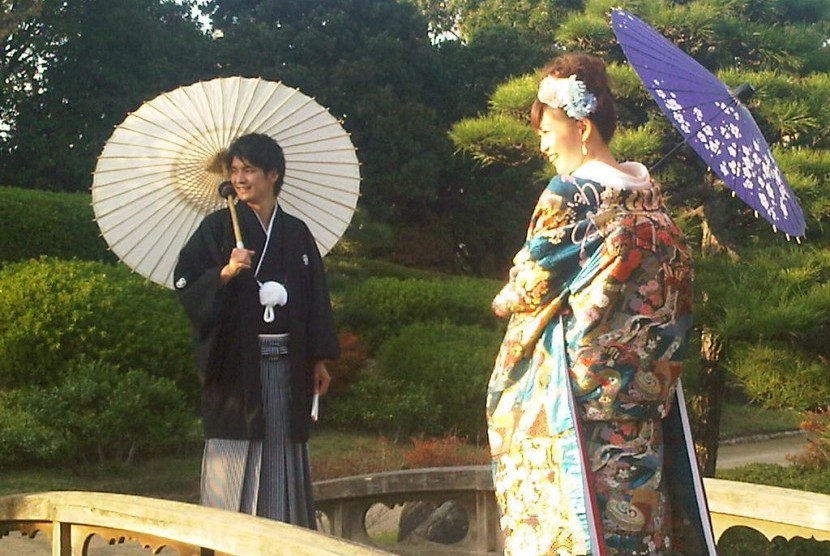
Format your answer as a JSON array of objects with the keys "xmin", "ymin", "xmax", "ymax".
[{"xmin": 218, "ymin": 181, "xmax": 245, "ymax": 248}]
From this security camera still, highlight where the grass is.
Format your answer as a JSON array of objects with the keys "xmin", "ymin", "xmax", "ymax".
[
  {"xmin": 0, "ymin": 453, "xmax": 201, "ymax": 501},
  {"xmin": 719, "ymin": 402, "xmax": 803, "ymax": 439}
]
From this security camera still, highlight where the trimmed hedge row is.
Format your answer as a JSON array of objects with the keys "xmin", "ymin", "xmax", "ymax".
[
  {"xmin": 0, "ymin": 186, "xmax": 114, "ymax": 264},
  {"xmin": 338, "ymin": 275, "xmax": 503, "ymax": 349}
]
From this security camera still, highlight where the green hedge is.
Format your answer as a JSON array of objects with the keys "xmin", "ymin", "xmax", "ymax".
[
  {"xmin": 0, "ymin": 257, "xmax": 196, "ymax": 400},
  {"xmin": 328, "ymin": 321, "xmax": 502, "ymax": 439},
  {"xmin": 0, "ymin": 360, "xmax": 197, "ymax": 468},
  {"xmin": 338, "ymin": 276, "xmax": 503, "ymax": 350},
  {"xmin": 0, "ymin": 186, "xmax": 114, "ymax": 264}
]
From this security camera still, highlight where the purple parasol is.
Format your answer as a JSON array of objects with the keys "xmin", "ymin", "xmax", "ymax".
[{"xmin": 611, "ymin": 8, "xmax": 806, "ymax": 238}]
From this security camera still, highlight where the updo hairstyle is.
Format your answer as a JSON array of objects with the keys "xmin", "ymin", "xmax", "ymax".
[{"xmin": 530, "ymin": 53, "xmax": 617, "ymax": 144}]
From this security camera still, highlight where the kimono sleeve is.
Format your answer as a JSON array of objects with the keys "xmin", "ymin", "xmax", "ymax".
[
  {"xmin": 303, "ymin": 227, "xmax": 341, "ymax": 362},
  {"xmin": 492, "ymin": 175, "xmax": 600, "ymax": 316},
  {"xmin": 173, "ymin": 216, "xmax": 228, "ymax": 339}
]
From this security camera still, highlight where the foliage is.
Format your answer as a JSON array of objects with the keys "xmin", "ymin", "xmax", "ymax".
[
  {"xmin": 330, "ymin": 208, "xmax": 397, "ymax": 259},
  {"xmin": 0, "ymin": 360, "xmax": 197, "ymax": 467},
  {"xmin": 0, "ymin": 257, "xmax": 196, "ymax": 399},
  {"xmin": 717, "ymin": 462, "xmax": 830, "ymax": 496},
  {"xmin": 402, "ymin": 433, "xmax": 488, "ymax": 468},
  {"xmin": 422, "ymin": 0, "xmax": 580, "ymax": 44},
  {"xmin": 328, "ymin": 321, "xmax": 500, "ymax": 439},
  {"xmin": 0, "ymin": 0, "xmax": 216, "ymax": 192},
  {"xmin": 728, "ymin": 343, "xmax": 830, "ymax": 410},
  {"xmin": 0, "ymin": 0, "xmax": 42, "ymax": 41},
  {"xmin": 325, "ymin": 330, "xmax": 370, "ymax": 396},
  {"xmin": 338, "ymin": 275, "xmax": 502, "ymax": 349},
  {"xmin": 450, "ymin": 113, "xmax": 538, "ymax": 166},
  {"xmin": 325, "ymin": 374, "xmax": 436, "ymax": 438},
  {"xmin": 692, "ymin": 247, "xmax": 830, "ymax": 410},
  {"xmin": 789, "ymin": 407, "xmax": 830, "ymax": 467},
  {"xmin": 0, "ymin": 390, "xmax": 64, "ymax": 468},
  {"xmin": 375, "ymin": 321, "xmax": 501, "ymax": 438},
  {"xmin": 717, "ymin": 525, "xmax": 830, "ymax": 555},
  {"xmin": 209, "ymin": 0, "xmax": 451, "ymax": 224},
  {"xmin": 0, "ymin": 186, "xmax": 114, "ymax": 264}
]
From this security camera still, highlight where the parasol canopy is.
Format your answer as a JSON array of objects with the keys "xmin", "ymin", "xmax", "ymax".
[
  {"xmin": 611, "ymin": 8, "xmax": 805, "ymax": 238},
  {"xmin": 92, "ymin": 76, "xmax": 361, "ymax": 288}
]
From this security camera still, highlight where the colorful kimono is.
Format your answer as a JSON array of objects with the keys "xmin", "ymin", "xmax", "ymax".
[{"xmin": 487, "ymin": 161, "xmax": 717, "ymax": 556}]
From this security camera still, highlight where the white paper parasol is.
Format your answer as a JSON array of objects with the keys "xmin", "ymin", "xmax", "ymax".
[{"xmin": 91, "ymin": 76, "xmax": 361, "ymax": 289}]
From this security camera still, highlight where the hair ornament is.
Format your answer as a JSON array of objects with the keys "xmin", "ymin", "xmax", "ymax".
[{"xmin": 537, "ymin": 75, "xmax": 598, "ymax": 120}]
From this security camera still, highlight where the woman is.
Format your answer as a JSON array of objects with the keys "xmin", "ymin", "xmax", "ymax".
[
  {"xmin": 486, "ymin": 54, "xmax": 717, "ymax": 555},
  {"xmin": 174, "ymin": 133, "xmax": 339, "ymax": 527}
]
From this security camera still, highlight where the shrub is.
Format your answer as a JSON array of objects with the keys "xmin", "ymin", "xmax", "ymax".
[
  {"xmin": 326, "ymin": 330, "xmax": 370, "ymax": 396},
  {"xmin": 329, "ymin": 208, "xmax": 396, "ymax": 259},
  {"xmin": 789, "ymin": 407, "xmax": 830, "ymax": 468},
  {"xmin": 326, "ymin": 375, "xmax": 437, "ymax": 438},
  {"xmin": 717, "ymin": 462, "xmax": 830, "ymax": 496},
  {"xmin": 338, "ymin": 276, "xmax": 503, "ymax": 350},
  {"xmin": 0, "ymin": 257, "xmax": 196, "ymax": 400},
  {"xmin": 327, "ymin": 322, "xmax": 501, "ymax": 439},
  {"xmin": 2, "ymin": 360, "xmax": 198, "ymax": 467},
  {"xmin": 376, "ymin": 322, "xmax": 501, "ymax": 439},
  {"xmin": 0, "ymin": 186, "xmax": 114, "ymax": 264},
  {"xmin": 0, "ymin": 392, "xmax": 65, "ymax": 468},
  {"xmin": 402, "ymin": 434, "xmax": 489, "ymax": 469}
]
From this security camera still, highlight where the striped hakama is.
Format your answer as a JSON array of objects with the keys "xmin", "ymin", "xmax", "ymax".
[{"xmin": 200, "ymin": 334, "xmax": 316, "ymax": 528}]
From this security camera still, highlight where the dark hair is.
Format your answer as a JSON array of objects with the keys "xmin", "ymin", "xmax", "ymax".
[
  {"xmin": 225, "ymin": 133, "xmax": 286, "ymax": 193},
  {"xmin": 530, "ymin": 53, "xmax": 617, "ymax": 143}
]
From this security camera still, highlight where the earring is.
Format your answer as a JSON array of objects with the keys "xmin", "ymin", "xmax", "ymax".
[{"xmin": 581, "ymin": 141, "xmax": 588, "ymax": 157}]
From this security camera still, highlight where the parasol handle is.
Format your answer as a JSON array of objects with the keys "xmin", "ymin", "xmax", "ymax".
[{"xmin": 218, "ymin": 181, "xmax": 245, "ymax": 249}]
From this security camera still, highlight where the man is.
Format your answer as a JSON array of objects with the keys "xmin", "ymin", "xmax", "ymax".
[{"xmin": 174, "ymin": 133, "xmax": 339, "ymax": 527}]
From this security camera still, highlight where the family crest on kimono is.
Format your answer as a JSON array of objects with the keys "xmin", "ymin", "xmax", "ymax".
[
  {"xmin": 175, "ymin": 133, "xmax": 339, "ymax": 528},
  {"xmin": 487, "ymin": 53, "xmax": 718, "ymax": 556}
]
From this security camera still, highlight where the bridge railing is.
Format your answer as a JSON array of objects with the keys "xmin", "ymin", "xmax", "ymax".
[
  {"xmin": 0, "ymin": 490, "xmax": 391, "ymax": 556},
  {"xmin": 2, "ymin": 466, "xmax": 829, "ymax": 555},
  {"xmin": 313, "ymin": 466, "xmax": 830, "ymax": 554}
]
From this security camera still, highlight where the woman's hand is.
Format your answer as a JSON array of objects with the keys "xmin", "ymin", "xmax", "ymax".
[{"xmin": 220, "ymin": 247, "xmax": 255, "ymax": 283}]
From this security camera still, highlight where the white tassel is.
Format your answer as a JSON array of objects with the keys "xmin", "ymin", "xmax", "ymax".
[{"xmin": 259, "ymin": 281, "xmax": 288, "ymax": 323}]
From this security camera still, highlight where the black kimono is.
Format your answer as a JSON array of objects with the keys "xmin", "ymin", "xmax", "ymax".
[{"xmin": 174, "ymin": 203, "xmax": 340, "ymax": 444}]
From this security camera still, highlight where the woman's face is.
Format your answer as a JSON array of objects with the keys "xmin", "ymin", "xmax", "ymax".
[{"xmin": 538, "ymin": 105, "xmax": 584, "ymax": 175}]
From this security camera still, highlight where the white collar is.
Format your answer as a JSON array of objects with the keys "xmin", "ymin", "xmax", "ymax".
[{"xmin": 572, "ymin": 160, "xmax": 652, "ymax": 190}]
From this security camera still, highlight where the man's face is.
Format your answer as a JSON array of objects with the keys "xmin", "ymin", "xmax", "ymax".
[{"xmin": 229, "ymin": 156, "xmax": 279, "ymax": 207}]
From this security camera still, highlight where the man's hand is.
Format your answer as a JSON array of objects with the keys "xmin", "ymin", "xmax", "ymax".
[
  {"xmin": 313, "ymin": 361, "xmax": 331, "ymax": 395},
  {"xmin": 220, "ymin": 247, "xmax": 255, "ymax": 283}
]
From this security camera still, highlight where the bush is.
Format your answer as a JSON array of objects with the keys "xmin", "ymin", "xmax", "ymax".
[
  {"xmin": 338, "ymin": 276, "xmax": 503, "ymax": 350},
  {"xmin": 0, "ymin": 257, "xmax": 196, "ymax": 400},
  {"xmin": 790, "ymin": 407, "xmax": 830, "ymax": 467},
  {"xmin": 728, "ymin": 342, "xmax": 830, "ymax": 410},
  {"xmin": 326, "ymin": 375, "xmax": 437, "ymax": 437},
  {"xmin": 402, "ymin": 434, "xmax": 489, "ymax": 469},
  {"xmin": 377, "ymin": 322, "xmax": 501, "ymax": 438},
  {"xmin": 717, "ymin": 462, "xmax": 830, "ymax": 496},
  {"xmin": 0, "ymin": 392, "xmax": 65, "ymax": 468},
  {"xmin": 0, "ymin": 361, "xmax": 197, "ymax": 467},
  {"xmin": 326, "ymin": 330, "xmax": 370, "ymax": 396},
  {"xmin": 329, "ymin": 322, "xmax": 501, "ymax": 439},
  {"xmin": 0, "ymin": 186, "xmax": 114, "ymax": 264}
]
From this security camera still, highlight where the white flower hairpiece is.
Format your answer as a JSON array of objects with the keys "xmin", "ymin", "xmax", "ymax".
[{"xmin": 537, "ymin": 75, "xmax": 598, "ymax": 120}]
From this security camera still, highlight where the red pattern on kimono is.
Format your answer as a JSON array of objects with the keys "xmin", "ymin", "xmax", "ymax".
[{"xmin": 487, "ymin": 164, "xmax": 716, "ymax": 556}]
